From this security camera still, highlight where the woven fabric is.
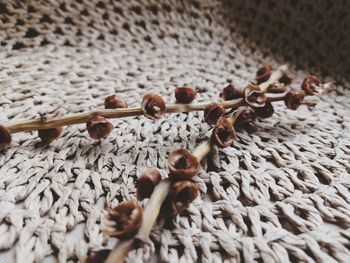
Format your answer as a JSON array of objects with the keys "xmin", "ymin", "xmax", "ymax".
[{"xmin": 0, "ymin": 0, "xmax": 350, "ymax": 262}]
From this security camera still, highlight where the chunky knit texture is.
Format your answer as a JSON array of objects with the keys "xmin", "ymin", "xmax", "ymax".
[{"xmin": 0, "ymin": 1, "xmax": 349, "ymax": 262}]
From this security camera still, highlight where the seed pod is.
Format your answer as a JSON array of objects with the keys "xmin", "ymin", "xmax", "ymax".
[
  {"xmin": 175, "ymin": 87, "xmax": 197, "ymax": 103},
  {"xmin": 212, "ymin": 117, "xmax": 236, "ymax": 148},
  {"xmin": 38, "ymin": 127, "xmax": 63, "ymax": 144},
  {"xmin": 266, "ymin": 83, "xmax": 288, "ymax": 93},
  {"xmin": 285, "ymin": 90, "xmax": 305, "ymax": 110},
  {"xmin": 104, "ymin": 95, "xmax": 128, "ymax": 109},
  {"xmin": 301, "ymin": 75, "xmax": 321, "ymax": 96},
  {"xmin": 86, "ymin": 115, "xmax": 113, "ymax": 139},
  {"xmin": 204, "ymin": 102, "xmax": 225, "ymax": 126},
  {"xmin": 168, "ymin": 149, "xmax": 200, "ymax": 181},
  {"xmin": 235, "ymin": 108, "xmax": 256, "ymax": 129},
  {"xmin": 220, "ymin": 84, "xmax": 244, "ymax": 100},
  {"xmin": 102, "ymin": 200, "xmax": 143, "ymax": 239},
  {"xmin": 84, "ymin": 249, "xmax": 111, "ymax": 263},
  {"xmin": 244, "ymin": 84, "xmax": 266, "ymax": 108},
  {"xmin": 171, "ymin": 181, "xmax": 199, "ymax": 215},
  {"xmin": 254, "ymin": 102, "xmax": 274, "ymax": 118},
  {"xmin": 279, "ymin": 72, "xmax": 293, "ymax": 85},
  {"xmin": 256, "ymin": 64, "xmax": 272, "ymax": 84},
  {"xmin": 0, "ymin": 125, "xmax": 11, "ymax": 149},
  {"xmin": 136, "ymin": 167, "xmax": 162, "ymax": 200},
  {"xmin": 141, "ymin": 93, "xmax": 166, "ymax": 120}
]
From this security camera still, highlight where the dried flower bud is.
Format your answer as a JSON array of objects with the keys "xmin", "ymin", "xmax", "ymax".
[
  {"xmin": 301, "ymin": 75, "xmax": 322, "ymax": 96},
  {"xmin": 244, "ymin": 84, "xmax": 266, "ymax": 108},
  {"xmin": 220, "ymin": 84, "xmax": 244, "ymax": 100},
  {"xmin": 285, "ymin": 90, "xmax": 305, "ymax": 110},
  {"xmin": 141, "ymin": 93, "xmax": 166, "ymax": 120},
  {"xmin": 266, "ymin": 83, "xmax": 288, "ymax": 93},
  {"xmin": 235, "ymin": 108, "xmax": 256, "ymax": 129},
  {"xmin": 254, "ymin": 102, "xmax": 274, "ymax": 118},
  {"xmin": 279, "ymin": 72, "xmax": 293, "ymax": 85},
  {"xmin": 175, "ymin": 87, "xmax": 197, "ymax": 103},
  {"xmin": 86, "ymin": 115, "xmax": 113, "ymax": 139},
  {"xmin": 38, "ymin": 127, "xmax": 62, "ymax": 144},
  {"xmin": 212, "ymin": 117, "xmax": 236, "ymax": 148},
  {"xmin": 171, "ymin": 181, "xmax": 198, "ymax": 214},
  {"xmin": 256, "ymin": 64, "xmax": 272, "ymax": 84},
  {"xmin": 102, "ymin": 200, "xmax": 143, "ymax": 239},
  {"xmin": 84, "ymin": 249, "xmax": 111, "ymax": 263},
  {"xmin": 204, "ymin": 102, "xmax": 225, "ymax": 126},
  {"xmin": 104, "ymin": 95, "xmax": 128, "ymax": 109},
  {"xmin": 136, "ymin": 167, "xmax": 161, "ymax": 200},
  {"xmin": 161, "ymin": 180, "xmax": 199, "ymax": 216},
  {"xmin": 168, "ymin": 149, "xmax": 200, "ymax": 181},
  {"xmin": 0, "ymin": 125, "xmax": 11, "ymax": 149}
]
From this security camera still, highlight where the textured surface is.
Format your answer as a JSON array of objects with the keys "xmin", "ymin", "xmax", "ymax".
[{"xmin": 0, "ymin": 0, "xmax": 350, "ymax": 262}]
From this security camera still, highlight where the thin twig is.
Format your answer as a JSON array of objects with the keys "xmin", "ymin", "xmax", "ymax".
[{"xmin": 104, "ymin": 180, "xmax": 171, "ymax": 263}]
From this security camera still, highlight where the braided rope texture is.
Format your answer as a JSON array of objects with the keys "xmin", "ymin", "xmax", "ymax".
[{"xmin": 0, "ymin": 0, "xmax": 349, "ymax": 262}]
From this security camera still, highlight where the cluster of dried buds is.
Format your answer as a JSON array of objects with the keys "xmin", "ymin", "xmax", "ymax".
[
  {"xmin": 0, "ymin": 64, "xmax": 326, "ymax": 262},
  {"xmin": 82, "ymin": 65, "xmax": 327, "ymax": 263}
]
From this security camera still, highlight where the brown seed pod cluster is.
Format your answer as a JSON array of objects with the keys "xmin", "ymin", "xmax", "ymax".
[
  {"xmin": 212, "ymin": 117, "xmax": 236, "ymax": 148},
  {"xmin": 141, "ymin": 93, "xmax": 166, "ymax": 120},
  {"xmin": 38, "ymin": 127, "xmax": 63, "ymax": 144},
  {"xmin": 204, "ymin": 102, "xmax": 225, "ymax": 126},
  {"xmin": 220, "ymin": 84, "xmax": 243, "ymax": 100},
  {"xmin": 175, "ymin": 87, "xmax": 197, "ymax": 103},
  {"xmin": 104, "ymin": 95, "xmax": 128, "ymax": 109},
  {"xmin": 167, "ymin": 149, "xmax": 200, "ymax": 181},
  {"xmin": 0, "ymin": 125, "xmax": 12, "ymax": 149},
  {"xmin": 102, "ymin": 200, "xmax": 143, "ymax": 239},
  {"xmin": 86, "ymin": 115, "xmax": 114, "ymax": 140},
  {"xmin": 256, "ymin": 64, "xmax": 272, "ymax": 84},
  {"xmin": 136, "ymin": 167, "xmax": 162, "ymax": 200}
]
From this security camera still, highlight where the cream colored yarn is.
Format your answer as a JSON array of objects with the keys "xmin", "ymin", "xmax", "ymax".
[{"xmin": 0, "ymin": 1, "xmax": 349, "ymax": 262}]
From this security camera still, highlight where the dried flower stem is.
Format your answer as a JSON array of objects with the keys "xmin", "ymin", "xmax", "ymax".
[
  {"xmin": 260, "ymin": 64, "xmax": 288, "ymax": 92},
  {"xmin": 5, "ymin": 100, "xmax": 245, "ymax": 134},
  {"xmin": 105, "ymin": 180, "xmax": 171, "ymax": 263},
  {"xmin": 98, "ymin": 65, "xmax": 289, "ymax": 263}
]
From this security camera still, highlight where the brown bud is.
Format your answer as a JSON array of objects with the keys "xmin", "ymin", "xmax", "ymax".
[
  {"xmin": 204, "ymin": 102, "xmax": 225, "ymax": 126},
  {"xmin": 86, "ymin": 115, "xmax": 113, "ymax": 139},
  {"xmin": 102, "ymin": 200, "xmax": 143, "ymax": 239},
  {"xmin": 256, "ymin": 64, "xmax": 272, "ymax": 84},
  {"xmin": 136, "ymin": 167, "xmax": 161, "ymax": 200},
  {"xmin": 84, "ymin": 249, "xmax": 111, "ymax": 263},
  {"xmin": 175, "ymin": 87, "xmax": 197, "ymax": 103},
  {"xmin": 220, "ymin": 84, "xmax": 244, "ymax": 100},
  {"xmin": 301, "ymin": 75, "xmax": 321, "ymax": 96},
  {"xmin": 266, "ymin": 83, "xmax": 288, "ymax": 93},
  {"xmin": 104, "ymin": 95, "xmax": 128, "ymax": 109},
  {"xmin": 235, "ymin": 108, "xmax": 256, "ymax": 129},
  {"xmin": 0, "ymin": 125, "xmax": 11, "ymax": 149},
  {"xmin": 141, "ymin": 93, "xmax": 166, "ymax": 120},
  {"xmin": 279, "ymin": 72, "xmax": 293, "ymax": 85},
  {"xmin": 285, "ymin": 90, "xmax": 305, "ymax": 110},
  {"xmin": 212, "ymin": 117, "xmax": 236, "ymax": 148},
  {"xmin": 161, "ymin": 180, "xmax": 199, "ymax": 216},
  {"xmin": 244, "ymin": 84, "xmax": 266, "ymax": 108},
  {"xmin": 38, "ymin": 127, "xmax": 62, "ymax": 144},
  {"xmin": 254, "ymin": 102, "xmax": 274, "ymax": 118},
  {"xmin": 168, "ymin": 149, "xmax": 200, "ymax": 181},
  {"xmin": 171, "ymin": 181, "xmax": 198, "ymax": 215}
]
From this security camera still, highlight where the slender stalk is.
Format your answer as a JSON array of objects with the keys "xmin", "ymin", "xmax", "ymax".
[
  {"xmin": 105, "ymin": 180, "xmax": 171, "ymax": 263},
  {"xmin": 260, "ymin": 64, "xmax": 288, "ymax": 92},
  {"xmin": 6, "ymin": 99, "xmax": 246, "ymax": 134}
]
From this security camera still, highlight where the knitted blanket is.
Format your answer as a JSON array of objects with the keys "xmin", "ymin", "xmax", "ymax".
[{"xmin": 0, "ymin": 1, "xmax": 349, "ymax": 262}]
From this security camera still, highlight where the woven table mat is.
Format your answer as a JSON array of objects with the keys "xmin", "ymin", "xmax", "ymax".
[{"xmin": 0, "ymin": 1, "xmax": 350, "ymax": 262}]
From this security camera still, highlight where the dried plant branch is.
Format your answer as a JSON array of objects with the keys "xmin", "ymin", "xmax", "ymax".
[{"xmin": 104, "ymin": 180, "xmax": 171, "ymax": 263}]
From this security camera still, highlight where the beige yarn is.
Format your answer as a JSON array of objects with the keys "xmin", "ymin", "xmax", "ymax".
[{"xmin": 0, "ymin": 0, "xmax": 349, "ymax": 262}]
